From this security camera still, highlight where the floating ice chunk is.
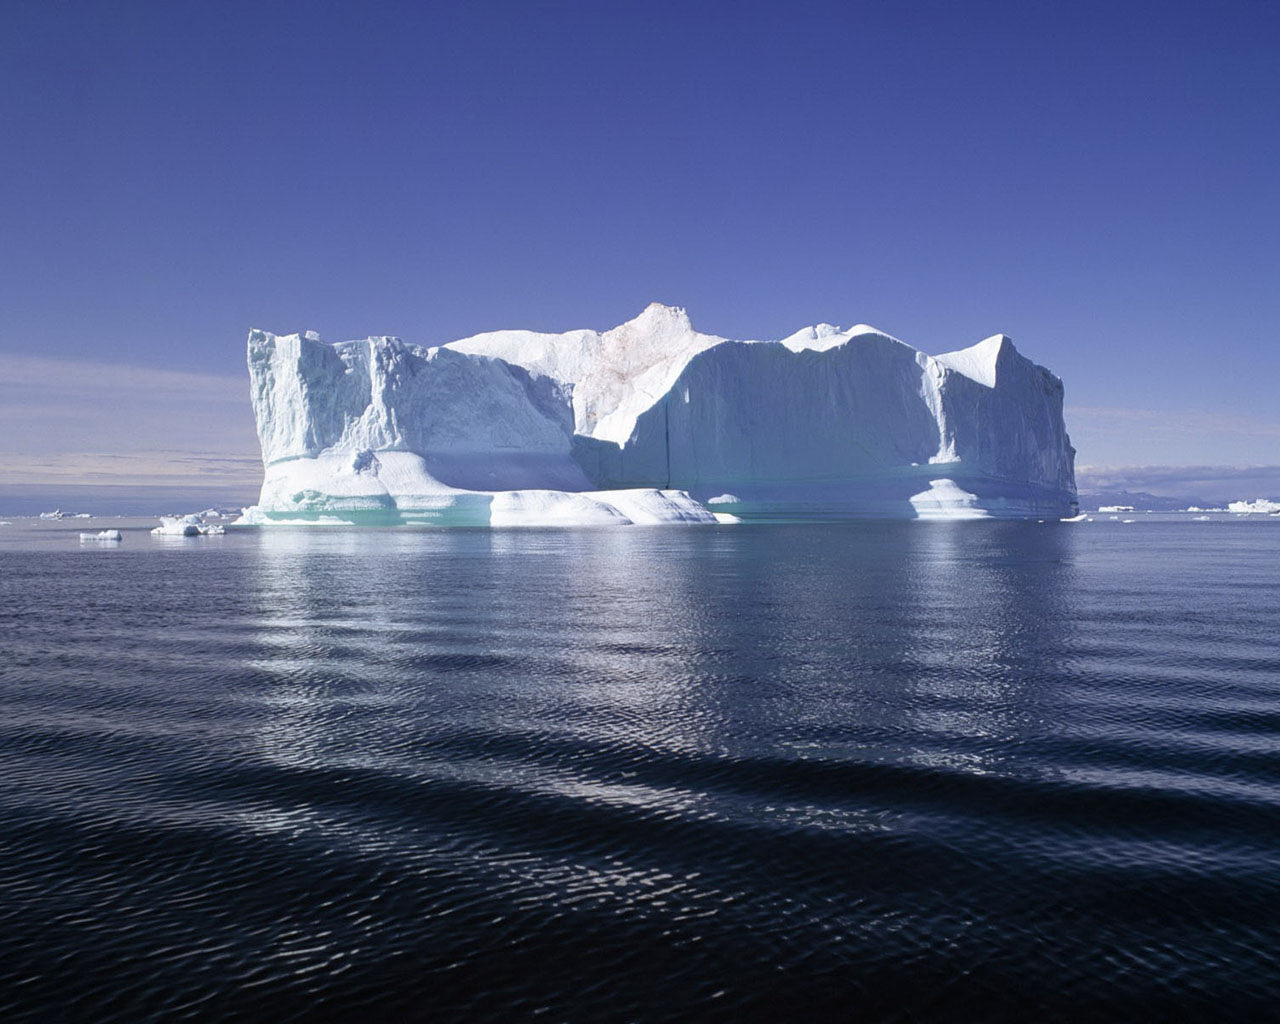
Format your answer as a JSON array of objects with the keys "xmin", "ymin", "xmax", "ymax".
[
  {"xmin": 80, "ymin": 530, "xmax": 122, "ymax": 541},
  {"xmin": 1227, "ymin": 498, "xmax": 1280, "ymax": 514},
  {"xmin": 1098, "ymin": 505, "xmax": 1135, "ymax": 513},
  {"xmin": 151, "ymin": 515, "xmax": 224, "ymax": 536},
  {"xmin": 152, "ymin": 516, "xmax": 201, "ymax": 536},
  {"xmin": 707, "ymin": 494, "xmax": 741, "ymax": 505},
  {"xmin": 1122, "ymin": 519, "xmax": 1137, "ymax": 524},
  {"xmin": 1060, "ymin": 513, "xmax": 1088, "ymax": 522},
  {"xmin": 39, "ymin": 510, "xmax": 64, "ymax": 520}
]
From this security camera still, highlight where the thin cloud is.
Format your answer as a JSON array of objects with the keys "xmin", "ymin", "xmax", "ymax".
[
  {"xmin": 1067, "ymin": 406, "xmax": 1280, "ymax": 438},
  {"xmin": 0, "ymin": 354, "xmax": 259, "ymax": 467},
  {"xmin": 1077, "ymin": 463, "xmax": 1280, "ymax": 499},
  {"xmin": 0, "ymin": 355, "xmax": 248, "ymax": 403},
  {"xmin": 1064, "ymin": 405, "xmax": 1280, "ymax": 466},
  {"xmin": 0, "ymin": 451, "xmax": 262, "ymax": 488}
]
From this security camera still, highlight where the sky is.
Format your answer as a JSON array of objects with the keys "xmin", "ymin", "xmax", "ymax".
[{"xmin": 1, "ymin": 0, "xmax": 1277, "ymax": 511}]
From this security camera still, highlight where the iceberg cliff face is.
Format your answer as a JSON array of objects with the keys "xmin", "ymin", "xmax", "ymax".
[{"xmin": 239, "ymin": 305, "xmax": 1076, "ymax": 526}]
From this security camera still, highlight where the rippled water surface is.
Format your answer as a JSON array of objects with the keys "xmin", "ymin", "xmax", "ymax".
[{"xmin": 2, "ymin": 517, "xmax": 1278, "ymax": 1021}]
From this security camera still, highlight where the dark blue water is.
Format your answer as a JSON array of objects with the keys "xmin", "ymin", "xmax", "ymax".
[{"xmin": 2, "ymin": 517, "xmax": 1278, "ymax": 1022}]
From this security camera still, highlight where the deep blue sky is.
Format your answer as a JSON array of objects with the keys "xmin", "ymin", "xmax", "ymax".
[{"xmin": 2, "ymin": 0, "xmax": 1277, "ymax": 506}]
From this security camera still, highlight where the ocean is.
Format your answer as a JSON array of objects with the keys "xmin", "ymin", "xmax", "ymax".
[{"xmin": 1, "ymin": 515, "xmax": 1277, "ymax": 1021}]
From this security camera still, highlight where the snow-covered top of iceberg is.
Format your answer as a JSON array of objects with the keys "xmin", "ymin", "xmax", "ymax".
[
  {"xmin": 250, "ymin": 304, "xmax": 1067, "ymax": 470},
  {"xmin": 257, "ymin": 307, "xmax": 1049, "ymax": 457},
  {"xmin": 778, "ymin": 323, "xmax": 902, "ymax": 353},
  {"xmin": 776, "ymin": 321, "xmax": 1018, "ymax": 390},
  {"xmin": 447, "ymin": 305, "xmax": 1040, "ymax": 443},
  {"xmin": 448, "ymin": 303, "xmax": 729, "ymax": 445}
]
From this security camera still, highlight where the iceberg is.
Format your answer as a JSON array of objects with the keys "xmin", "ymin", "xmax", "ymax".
[
  {"xmin": 153, "ymin": 516, "xmax": 202, "ymax": 536},
  {"xmin": 237, "ymin": 304, "xmax": 1076, "ymax": 526},
  {"xmin": 80, "ymin": 530, "xmax": 122, "ymax": 542},
  {"xmin": 152, "ymin": 515, "xmax": 225, "ymax": 536},
  {"xmin": 1227, "ymin": 498, "xmax": 1280, "ymax": 514}
]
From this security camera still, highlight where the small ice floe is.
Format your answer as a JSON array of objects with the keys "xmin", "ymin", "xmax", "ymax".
[
  {"xmin": 1060, "ymin": 513, "xmax": 1089, "ymax": 522},
  {"xmin": 152, "ymin": 515, "xmax": 225, "ymax": 536},
  {"xmin": 1194, "ymin": 515, "xmax": 1211, "ymax": 521},
  {"xmin": 153, "ymin": 516, "xmax": 201, "ymax": 536},
  {"xmin": 707, "ymin": 494, "xmax": 741, "ymax": 505},
  {"xmin": 1122, "ymin": 519, "xmax": 1137, "ymax": 524},
  {"xmin": 80, "ymin": 530, "xmax": 122, "ymax": 542},
  {"xmin": 71, "ymin": 513, "xmax": 92, "ymax": 519},
  {"xmin": 39, "ymin": 510, "xmax": 64, "ymax": 520}
]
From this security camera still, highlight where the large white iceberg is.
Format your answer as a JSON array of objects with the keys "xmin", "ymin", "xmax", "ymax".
[
  {"xmin": 237, "ymin": 305, "xmax": 1076, "ymax": 526},
  {"xmin": 1228, "ymin": 498, "xmax": 1280, "ymax": 514}
]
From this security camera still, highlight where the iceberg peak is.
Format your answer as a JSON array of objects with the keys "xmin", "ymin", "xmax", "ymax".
[
  {"xmin": 778, "ymin": 322, "xmax": 901, "ymax": 353},
  {"xmin": 778, "ymin": 323, "xmax": 845, "ymax": 351},
  {"xmin": 611, "ymin": 301, "xmax": 696, "ymax": 340},
  {"xmin": 935, "ymin": 333, "xmax": 1018, "ymax": 388}
]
